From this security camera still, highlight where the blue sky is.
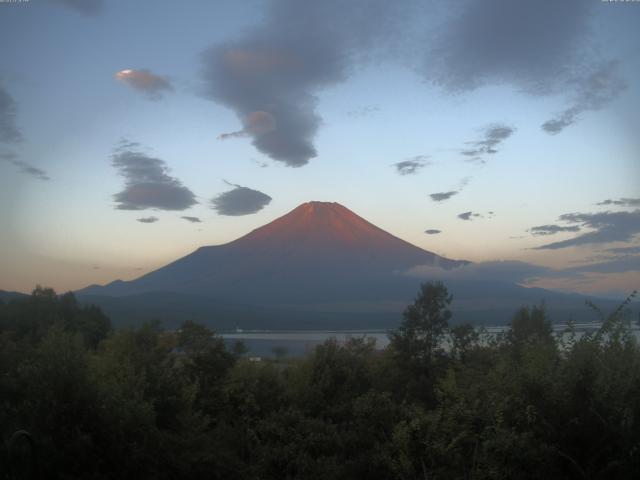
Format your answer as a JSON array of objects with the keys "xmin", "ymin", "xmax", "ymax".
[{"xmin": 1, "ymin": 0, "xmax": 639, "ymax": 296}]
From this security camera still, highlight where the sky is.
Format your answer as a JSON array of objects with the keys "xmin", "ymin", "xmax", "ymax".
[{"xmin": 0, "ymin": 0, "xmax": 639, "ymax": 297}]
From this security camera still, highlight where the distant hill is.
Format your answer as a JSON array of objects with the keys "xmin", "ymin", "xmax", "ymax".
[
  {"xmin": 0, "ymin": 290, "xmax": 29, "ymax": 304},
  {"xmin": 76, "ymin": 202, "xmax": 635, "ymax": 329}
]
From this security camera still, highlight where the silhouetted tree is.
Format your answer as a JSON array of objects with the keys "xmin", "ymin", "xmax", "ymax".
[
  {"xmin": 450, "ymin": 323, "xmax": 478, "ymax": 362},
  {"xmin": 507, "ymin": 305, "xmax": 554, "ymax": 350},
  {"xmin": 388, "ymin": 281, "xmax": 452, "ymax": 403},
  {"xmin": 389, "ymin": 281, "xmax": 452, "ymax": 365}
]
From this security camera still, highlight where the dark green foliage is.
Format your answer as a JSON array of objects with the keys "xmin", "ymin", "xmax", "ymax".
[
  {"xmin": 507, "ymin": 304, "xmax": 554, "ymax": 346},
  {"xmin": 1, "ymin": 286, "xmax": 639, "ymax": 479},
  {"xmin": 389, "ymin": 281, "xmax": 452, "ymax": 366},
  {"xmin": 388, "ymin": 281, "xmax": 453, "ymax": 403}
]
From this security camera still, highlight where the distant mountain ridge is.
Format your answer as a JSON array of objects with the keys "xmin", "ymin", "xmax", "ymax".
[
  {"xmin": 76, "ymin": 202, "xmax": 632, "ymax": 329},
  {"xmin": 79, "ymin": 202, "xmax": 467, "ymax": 303},
  {"xmin": 0, "ymin": 290, "xmax": 29, "ymax": 303}
]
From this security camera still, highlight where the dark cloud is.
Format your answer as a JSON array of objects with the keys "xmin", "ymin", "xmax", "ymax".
[
  {"xmin": 210, "ymin": 182, "xmax": 272, "ymax": 216},
  {"xmin": 429, "ymin": 0, "xmax": 593, "ymax": 94},
  {"xmin": 0, "ymin": 85, "xmax": 22, "ymax": 144},
  {"xmin": 541, "ymin": 62, "xmax": 626, "ymax": 134},
  {"xmin": 111, "ymin": 146, "xmax": 197, "ymax": 211},
  {"xmin": 561, "ymin": 255, "xmax": 640, "ymax": 275},
  {"xmin": 137, "ymin": 216, "xmax": 159, "ymax": 224},
  {"xmin": 606, "ymin": 246, "xmax": 640, "ymax": 256},
  {"xmin": 1, "ymin": 152, "xmax": 49, "ymax": 181},
  {"xmin": 461, "ymin": 124, "xmax": 515, "ymax": 159},
  {"xmin": 50, "ymin": 0, "xmax": 102, "ymax": 16},
  {"xmin": 218, "ymin": 110, "xmax": 277, "ymax": 140},
  {"xmin": 407, "ymin": 257, "xmax": 640, "ymax": 286},
  {"xmin": 597, "ymin": 197, "xmax": 640, "ymax": 208},
  {"xmin": 394, "ymin": 156, "xmax": 430, "ymax": 176},
  {"xmin": 115, "ymin": 69, "xmax": 173, "ymax": 100},
  {"xmin": 425, "ymin": 229, "xmax": 441, "ymax": 235},
  {"xmin": 428, "ymin": 1, "xmax": 625, "ymax": 136},
  {"xmin": 200, "ymin": 1, "xmax": 412, "ymax": 167},
  {"xmin": 529, "ymin": 224, "xmax": 581, "ymax": 236},
  {"xmin": 430, "ymin": 191, "xmax": 458, "ymax": 202},
  {"xmin": 458, "ymin": 211, "xmax": 482, "ymax": 221},
  {"xmin": 181, "ymin": 216, "xmax": 202, "ymax": 223},
  {"xmin": 535, "ymin": 210, "xmax": 640, "ymax": 250}
]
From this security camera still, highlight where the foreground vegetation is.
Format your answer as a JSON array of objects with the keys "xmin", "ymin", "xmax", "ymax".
[{"xmin": 1, "ymin": 284, "xmax": 639, "ymax": 479}]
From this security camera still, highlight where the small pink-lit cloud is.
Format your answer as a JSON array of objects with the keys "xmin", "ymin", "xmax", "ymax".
[{"xmin": 114, "ymin": 69, "xmax": 173, "ymax": 100}]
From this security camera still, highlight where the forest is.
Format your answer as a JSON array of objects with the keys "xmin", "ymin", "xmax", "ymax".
[{"xmin": 1, "ymin": 283, "xmax": 639, "ymax": 479}]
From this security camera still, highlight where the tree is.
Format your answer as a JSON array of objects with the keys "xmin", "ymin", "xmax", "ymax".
[
  {"xmin": 450, "ymin": 323, "xmax": 478, "ymax": 362},
  {"xmin": 387, "ymin": 282, "xmax": 452, "ymax": 403},
  {"xmin": 389, "ymin": 281, "xmax": 452, "ymax": 368},
  {"xmin": 177, "ymin": 320, "xmax": 235, "ymax": 415},
  {"xmin": 507, "ymin": 305, "xmax": 553, "ymax": 347}
]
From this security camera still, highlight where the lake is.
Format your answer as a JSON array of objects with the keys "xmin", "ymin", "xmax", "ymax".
[{"xmin": 222, "ymin": 323, "xmax": 640, "ymax": 358}]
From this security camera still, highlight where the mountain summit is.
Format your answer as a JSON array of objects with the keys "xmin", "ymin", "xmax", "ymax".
[
  {"xmin": 231, "ymin": 201, "xmax": 461, "ymax": 269},
  {"xmin": 77, "ymin": 202, "xmax": 621, "ymax": 328},
  {"xmin": 80, "ymin": 202, "xmax": 466, "ymax": 303}
]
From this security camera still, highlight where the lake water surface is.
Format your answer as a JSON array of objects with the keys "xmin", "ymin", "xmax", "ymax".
[{"xmin": 222, "ymin": 323, "xmax": 640, "ymax": 358}]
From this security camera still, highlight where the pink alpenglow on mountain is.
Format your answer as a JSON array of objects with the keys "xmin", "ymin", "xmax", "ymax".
[{"xmin": 80, "ymin": 202, "xmax": 467, "ymax": 303}]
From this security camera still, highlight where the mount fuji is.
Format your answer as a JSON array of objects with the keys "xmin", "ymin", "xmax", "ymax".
[{"xmin": 77, "ymin": 202, "xmax": 613, "ymax": 329}]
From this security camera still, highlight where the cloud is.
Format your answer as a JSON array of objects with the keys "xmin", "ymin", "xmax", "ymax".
[
  {"xmin": 200, "ymin": 1, "xmax": 412, "ymax": 167},
  {"xmin": 393, "ymin": 156, "xmax": 430, "ymax": 175},
  {"xmin": 406, "ymin": 260, "xmax": 551, "ymax": 285},
  {"xmin": 541, "ymin": 61, "xmax": 626, "ymax": 134},
  {"xmin": 561, "ymin": 255, "xmax": 640, "ymax": 275},
  {"xmin": 111, "ymin": 144, "xmax": 197, "ymax": 211},
  {"xmin": 425, "ymin": 229, "xmax": 441, "ymax": 235},
  {"xmin": 210, "ymin": 182, "xmax": 272, "ymax": 216},
  {"xmin": 429, "ymin": 0, "xmax": 594, "ymax": 94},
  {"xmin": 606, "ymin": 246, "xmax": 640, "ymax": 256},
  {"xmin": 50, "ymin": 0, "xmax": 103, "ymax": 16},
  {"xmin": 407, "ymin": 257, "xmax": 640, "ymax": 292},
  {"xmin": 529, "ymin": 224, "xmax": 581, "ymax": 236},
  {"xmin": 218, "ymin": 110, "xmax": 277, "ymax": 140},
  {"xmin": 597, "ymin": 197, "xmax": 640, "ymax": 208},
  {"xmin": 0, "ymin": 85, "xmax": 22, "ymax": 144},
  {"xmin": 137, "ymin": 216, "xmax": 159, "ymax": 224},
  {"xmin": 461, "ymin": 124, "xmax": 515, "ymax": 159},
  {"xmin": 115, "ymin": 69, "xmax": 173, "ymax": 100},
  {"xmin": 535, "ymin": 209, "xmax": 640, "ymax": 249},
  {"xmin": 428, "ymin": 177, "xmax": 473, "ymax": 203},
  {"xmin": 252, "ymin": 159, "xmax": 269, "ymax": 168},
  {"xmin": 427, "ymin": 1, "xmax": 625, "ymax": 137},
  {"xmin": 430, "ymin": 191, "xmax": 458, "ymax": 202},
  {"xmin": 1, "ymin": 152, "xmax": 49, "ymax": 181},
  {"xmin": 181, "ymin": 216, "xmax": 202, "ymax": 223},
  {"xmin": 458, "ymin": 211, "xmax": 483, "ymax": 221}
]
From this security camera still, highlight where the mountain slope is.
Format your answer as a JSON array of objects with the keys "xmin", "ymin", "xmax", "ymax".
[
  {"xmin": 79, "ymin": 202, "xmax": 467, "ymax": 303},
  {"xmin": 76, "ymin": 202, "xmax": 628, "ymax": 328}
]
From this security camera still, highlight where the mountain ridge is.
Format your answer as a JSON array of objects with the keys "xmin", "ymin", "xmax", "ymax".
[
  {"xmin": 74, "ymin": 201, "xmax": 631, "ymax": 328},
  {"xmin": 79, "ymin": 201, "xmax": 467, "ymax": 300}
]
